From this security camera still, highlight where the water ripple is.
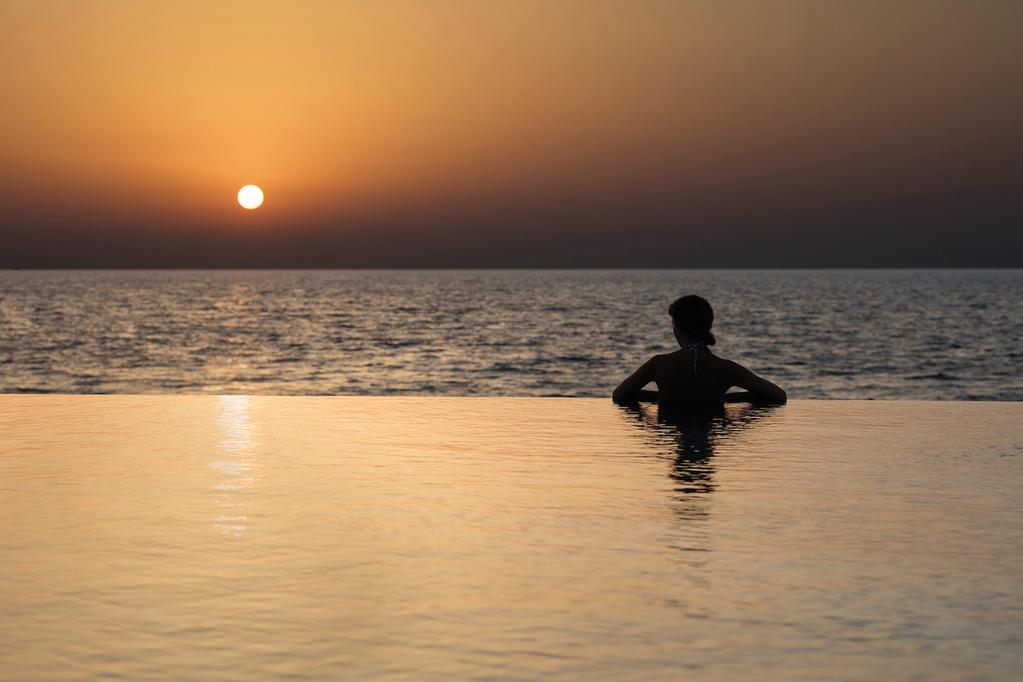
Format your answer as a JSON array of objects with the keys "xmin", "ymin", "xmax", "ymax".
[{"xmin": 0, "ymin": 270, "xmax": 1021, "ymax": 399}]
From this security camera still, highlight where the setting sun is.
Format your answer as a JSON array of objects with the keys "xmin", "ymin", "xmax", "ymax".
[{"xmin": 237, "ymin": 185, "xmax": 264, "ymax": 210}]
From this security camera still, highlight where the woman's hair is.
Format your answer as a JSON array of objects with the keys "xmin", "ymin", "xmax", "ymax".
[{"xmin": 668, "ymin": 295, "xmax": 716, "ymax": 345}]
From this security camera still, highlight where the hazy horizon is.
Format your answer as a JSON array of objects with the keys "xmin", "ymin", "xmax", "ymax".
[{"xmin": 2, "ymin": 1, "xmax": 1020, "ymax": 268}]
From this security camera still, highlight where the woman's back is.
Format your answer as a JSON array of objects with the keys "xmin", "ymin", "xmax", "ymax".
[{"xmin": 649, "ymin": 347, "xmax": 734, "ymax": 408}]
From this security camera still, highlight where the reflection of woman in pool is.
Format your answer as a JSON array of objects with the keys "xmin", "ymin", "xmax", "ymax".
[
  {"xmin": 617, "ymin": 399, "xmax": 773, "ymax": 529},
  {"xmin": 612, "ymin": 295, "xmax": 786, "ymax": 408}
]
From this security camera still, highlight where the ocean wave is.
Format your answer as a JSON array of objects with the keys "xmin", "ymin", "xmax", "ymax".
[{"xmin": 1, "ymin": 270, "xmax": 1020, "ymax": 399}]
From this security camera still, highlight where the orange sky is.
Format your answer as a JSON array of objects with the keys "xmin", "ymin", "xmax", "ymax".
[{"xmin": 1, "ymin": 1, "xmax": 1020, "ymax": 266}]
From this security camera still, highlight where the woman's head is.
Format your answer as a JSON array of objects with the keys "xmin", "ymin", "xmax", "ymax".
[{"xmin": 669, "ymin": 295, "xmax": 716, "ymax": 346}]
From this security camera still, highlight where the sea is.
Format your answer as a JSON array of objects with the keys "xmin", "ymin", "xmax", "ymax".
[{"xmin": 1, "ymin": 269, "xmax": 1020, "ymax": 399}]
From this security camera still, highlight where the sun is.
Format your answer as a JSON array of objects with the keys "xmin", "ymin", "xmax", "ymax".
[{"xmin": 237, "ymin": 184, "xmax": 264, "ymax": 210}]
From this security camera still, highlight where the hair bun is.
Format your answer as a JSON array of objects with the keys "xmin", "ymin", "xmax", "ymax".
[{"xmin": 702, "ymin": 330, "xmax": 717, "ymax": 346}]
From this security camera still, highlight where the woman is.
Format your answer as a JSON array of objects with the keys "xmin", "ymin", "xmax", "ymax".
[{"xmin": 612, "ymin": 295, "xmax": 786, "ymax": 407}]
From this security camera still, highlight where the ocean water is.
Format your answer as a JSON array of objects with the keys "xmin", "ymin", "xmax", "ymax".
[
  {"xmin": 0, "ymin": 269, "xmax": 1020, "ymax": 399},
  {"xmin": 1, "ymin": 397, "xmax": 1021, "ymax": 680}
]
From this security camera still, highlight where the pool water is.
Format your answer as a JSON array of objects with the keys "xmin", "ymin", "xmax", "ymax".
[{"xmin": 1, "ymin": 397, "xmax": 1020, "ymax": 680}]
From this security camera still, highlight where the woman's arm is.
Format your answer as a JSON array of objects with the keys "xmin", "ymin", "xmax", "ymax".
[
  {"xmin": 726, "ymin": 361, "xmax": 787, "ymax": 404},
  {"xmin": 612, "ymin": 356, "xmax": 659, "ymax": 403}
]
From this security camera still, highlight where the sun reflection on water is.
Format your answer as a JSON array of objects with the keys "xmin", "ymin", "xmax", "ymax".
[{"xmin": 211, "ymin": 395, "xmax": 258, "ymax": 537}]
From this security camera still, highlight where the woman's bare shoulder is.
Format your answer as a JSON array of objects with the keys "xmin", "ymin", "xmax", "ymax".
[
  {"xmin": 711, "ymin": 355, "xmax": 744, "ymax": 373},
  {"xmin": 702, "ymin": 354, "xmax": 749, "ymax": 379},
  {"xmin": 653, "ymin": 349, "xmax": 686, "ymax": 366}
]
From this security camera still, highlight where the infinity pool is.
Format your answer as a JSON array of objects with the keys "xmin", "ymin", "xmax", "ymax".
[{"xmin": 1, "ymin": 398, "xmax": 1020, "ymax": 680}]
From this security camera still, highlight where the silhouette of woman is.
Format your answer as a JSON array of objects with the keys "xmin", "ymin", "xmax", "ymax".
[{"xmin": 612, "ymin": 295, "xmax": 786, "ymax": 408}]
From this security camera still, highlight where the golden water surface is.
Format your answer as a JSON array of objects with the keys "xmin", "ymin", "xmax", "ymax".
[{"xmin": 1, "ymin": 397, "xmax": 1021, "ymax": 680}]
